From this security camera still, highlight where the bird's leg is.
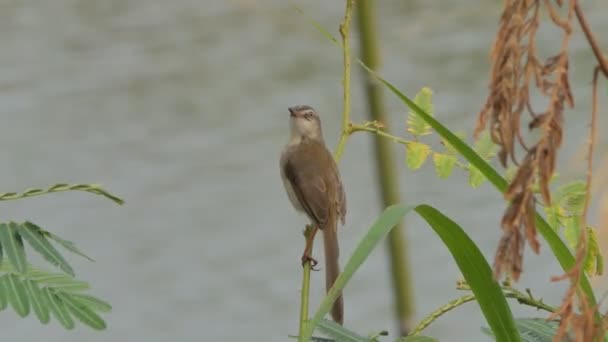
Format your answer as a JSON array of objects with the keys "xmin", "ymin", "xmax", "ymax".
[{"xmin": 301, "ymin": 225, "xmax": 319, "ymax": 270}]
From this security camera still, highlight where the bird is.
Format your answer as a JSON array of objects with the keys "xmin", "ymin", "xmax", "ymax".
[{"xmin": 279, "ymin": 104, "xmax": 346, "ymax": 325}]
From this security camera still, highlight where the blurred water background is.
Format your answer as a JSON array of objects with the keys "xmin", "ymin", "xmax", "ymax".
[{"xmin": 0, "ymin": 0, "xmax": 607, "ymax": 341}]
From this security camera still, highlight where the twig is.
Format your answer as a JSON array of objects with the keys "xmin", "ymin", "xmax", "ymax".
[
  {"xmin": 298, "ymin": 227, "xmax": 314, "ymax": 342},
  {"xmin": 410, "ymin": 287, "xmax": 556, "ymax": 336},
  {"xmin": 334, "ymin": 0, "xmax": 355, "ymax": 161},
  {"xmin": 574, "ymin": 2, "xmax": 608, "ymax": 77}
]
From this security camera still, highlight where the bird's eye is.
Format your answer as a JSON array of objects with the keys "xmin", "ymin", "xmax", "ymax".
[{"xmin": 304, "ymin": 112, "xmax": 313, "ymax": 120}]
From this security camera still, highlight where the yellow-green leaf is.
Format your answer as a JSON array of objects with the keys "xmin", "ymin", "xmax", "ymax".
[
  {"xmin": 585, "ymin": 227, "xmax": 603, "ymax": 276},
  {"xmin": 433, "ymin": 153, "xmax": 457, "ymax": 179},
  {"xmin": 562, "ymin": 216, "xmax": 579, "ymax": 250},
  {"xmin": 473, "ymin": 130, "xmax": 498, "ymax": 160},
  {"xmin": 0, "ymin": 222, "xmax": 28, "ymax": 274},
  {"xmin": 407, "ymin": 87, "xmax": 434, "ymax": 136},
  {"xmin": 468, "ymin": 164, "xmax": 486, "ymax": 188},
  {"xmin": 406, "ymin": 142, "xmax": 431, "ymax": 170}
]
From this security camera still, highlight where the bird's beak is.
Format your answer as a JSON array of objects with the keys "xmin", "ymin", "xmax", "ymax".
[{"xmin": 288, "ymin": 107, "xmax": 296, "ymax": 118}]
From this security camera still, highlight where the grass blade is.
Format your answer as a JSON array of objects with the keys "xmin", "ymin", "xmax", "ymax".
[
  {"xmin": 0, "ymin": 222, "xmax": 28, "ymax": 274},
  {"xmin": 317, "ymin": 319, "xmax": 369, "ymax": 342},
  {"xmin": 305, "ymin": 205, "xmax": 414, "ymax": 339},
  {"xmin": 414, "ymin": 205, "xmax": 519, "ymax": 341},
  {"xmin": 19, "ymin": 222, "xmax": 74, "ymax": 276}
]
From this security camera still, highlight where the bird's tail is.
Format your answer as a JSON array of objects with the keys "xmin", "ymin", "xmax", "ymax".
[{"xmin": 323, "ymin": 220, "xmax": 343, "ymax": 325}]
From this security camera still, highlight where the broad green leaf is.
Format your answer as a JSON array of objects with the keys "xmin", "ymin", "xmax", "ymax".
[
  {"xmin": 398, "ymin": 336, "xmax": 438, "ymax": 342},
  {"xmin": 407, "ymin": 87, "xmax": 433, "ymax": 136},
  {"xmin": 19, "ymin": 222, "xmax": 74, "ymax": 276},
  {"xmin": 304, "ymin": 205, "xmax": 413, "ymax": 340},
  {"xmin": 25, "ymin": 279, "xmax": 50, "ymax": 324},
  {"xmin": 46, "ymin": 233, "xmax": 94, "ymax": 262},
  {"xmin": 4, "ymin": 274, "xmax": 30, "ymax": 317},
  {"xmin": 44, "ymin": 288, "xmax": 74, "ymax": 329},
  {"xmin": 473, "ymin": 130, "xmax": 498, "ymax": 160},
  {"xmin": 468, "ymin": 164, "xmax": 486, "ymax": 188},
  {"xmin": 59, "ymin": 292, "xmax": 106, "ymax": 330},
  {"xmin": 433, "ymin": 153, "xmax": 457, "ymax": 179},
  {"xmin": 482, "ymin": 318, "xmax": 559, "ymax": 342},
  {"xmin": 70, "ymin": 293, "xmax": 112, "ymax": 313},
  {"xmin": 357, "ymin": 63, "xmax": 597, "ymax": 312},
  {"xmin": 0, "ymin": 275, "xmax": 7, "ymax": 310},
  {"xmin": 406, "ymin": 142, "xmax": 431, "ymax": 170},
  {"xmin": 414, "ymin": 205, "xmax": 519, "ymax": 342},
  {"xmin": 317, "ymin": 318, "xmax": 368, "ymax": 342},
  {"xmin": 0, "ymin": 222, "xmax": 28, "ymax": 274}
]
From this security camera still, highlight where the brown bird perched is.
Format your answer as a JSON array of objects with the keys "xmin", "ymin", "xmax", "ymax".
[{"xmin": 279, "ymin": 105, "xmax": 346, "ymax": 325}]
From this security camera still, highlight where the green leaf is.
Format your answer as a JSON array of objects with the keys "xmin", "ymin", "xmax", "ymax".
[
  {"xmin": 46, "ymin": 233, "xmax": 94, "ymax": 262},
  {"xmin": 414, "ymin": 205, "xmax": 519, "ymax": 342},
  {"xmin": 59, "ymin": 292, "xmax": 106, "ymax": 330},
  {"xmin": 585, "ymin": 227, "xmax": 603, "ymax": 276},
  {"xmin": 441, "ymin": 131, "xmax": 467, "ymax": 155},
  {"xmin": 0, "ymin": 275, "xmax": 7, "ymax": 310},
  {"xmin": 468, "ymin": 164, "xmax": 486, "ymax": 188},
  {"xmin": 483, "ymin": 318, "xmax": 559, "ymax": 342},
  {"xmin": 542, "ymin": 205, "xmax": 561, "ymax": 230},
  {"xmin": 305, "ymin": 205, "xmax": 413, "ymax": 339},
  {"xmin": 473, "ymin": 130, "xmax": 498, "ymax": 160},
  {"xmin": 397, "ymin": 336, "xmax": 438, "ymax": 342},
  {"xmin": 19, "ymin": 222, "xmax": 75, "ymax": 276},
  {"xmin": 562, "ymin": 216, "xmax": 579, "ymax": 250},
  {"xmin": 44, "ymin": 288, "xmax": 74, "ymax": 330},
  {"xmin": 70, "ymin": 293, "xmax": 112, "ymax": 313},
  {"xmin": 406, "ymin": 142, "xmax": 431, "ymax": 170},
  {"xmin": 4, "ymin": 274, "xmax": 30, "ymax": 317},
  {"xmin": 25, "ymin": 279, "xmax": 50, "ymax": 324},
  {"xmin": 433, "ymin": 153, "xmax": 457, "ymax": 179},
  {"xmin": 357, "ymin": 63, "xmax": 598, "ymax": 313},
  {"xmin": 407, "ymin": 87, "xmax": 434, "ymax": 136},
  {"xmin": 554, "ymin": 181, "xmax": 586, "ymax": 215},
  {"xmin": 0, "ymin": 222, "xmax": 28, "ymax": 274},
  {"xmin": 317, "ymin": 319, "xmax": 369, "ymax": 342}
]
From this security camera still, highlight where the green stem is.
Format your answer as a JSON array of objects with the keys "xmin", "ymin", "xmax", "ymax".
[
  {"xmin": 298, "ymin": 260, "xmax": 312, "ymax": 342},
  {"xmin": 299, "ymin": 1, "xmax": 355, "ymax": 341},
  {"xmin": 411, "ymin": 287, "xmax": 557, "ymax": 336},
  {"xmin": 355, "ymin": 0, "xmax": 415, "ymax": 334},
  {"xmin": 334, "ymin": 0, "xmax": 355, "ymax": 162}
]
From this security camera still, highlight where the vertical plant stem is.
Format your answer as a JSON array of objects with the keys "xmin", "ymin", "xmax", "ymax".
[
  {"xmin": 298, "ymin": 259, "xmax": 312, "ymax": 342},
  {"xmin": 335, "ymin": 0, "xmax": 355, "ymax": 161},
  {"xmin": 299, "ymin": 1, "xmax": 355, "ymax": 340},
  {"xmin": 355, "ymin": 0, "xmax": 414, "ymax": 335}
]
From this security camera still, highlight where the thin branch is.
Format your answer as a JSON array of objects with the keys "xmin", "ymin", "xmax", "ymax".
[
  {"xmin": 334, "ymin": 0, "xmax": 355, "ymax": 161},
  {"xmin": 574, "ymin": 2, "xmax": 608, "ymax": 77}
]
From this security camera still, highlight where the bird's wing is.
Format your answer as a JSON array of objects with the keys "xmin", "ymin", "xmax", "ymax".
[{"xmin": 282, "ymin": 142, "xmax": 332, "ymax": 227}]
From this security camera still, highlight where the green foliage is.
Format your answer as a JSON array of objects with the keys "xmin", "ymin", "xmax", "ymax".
[
  {"xmin": 0, "ymin": 183, "xmax": 122, "ymax": 330},
  {"xmin": 432, "ymin": 153, "xmax": 457, "ymax": 179},
  {"xmin": 482, "ymin": 318, "xmax": 559, "ymax": 342},
  {"xmin": 304, "ymin": 204, "xmax": 519, "ymax": 342},
  {"xmin": 542, "ymin": 180, "xmax": 603, "ymax": 276},
  {"xmin": 397, "ymin": 337, "xmax": 438, "ymax": 342},
  {"xmin": 358, "ymin": 62, "xmax": 598, "ymax": 312},
  {"xmin": 0, "ymin": 264, "xmax": 110, "ymax": 330},
  {"xmin": 406, "ymin": 142, "xmax": 431, "ymax": 170},
  {"xmin": 317, "ymin": 319, "xmax": 370, "ymax": 342},
  {"xmin": 407, "ymin": 87, "xmax": 434, "ymax": 136}
]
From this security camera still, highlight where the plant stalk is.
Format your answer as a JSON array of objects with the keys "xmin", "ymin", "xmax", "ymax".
[{"xmin": 355, "ymin": 0, "xmax": 414, "ymax": 335}]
